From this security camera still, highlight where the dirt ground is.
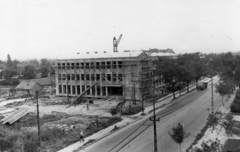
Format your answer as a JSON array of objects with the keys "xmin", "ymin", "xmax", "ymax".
[{"xmin": 3, "ymin": 96, "xmax": 124, "ymax": 117}]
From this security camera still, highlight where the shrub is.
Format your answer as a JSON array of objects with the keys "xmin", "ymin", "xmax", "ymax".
[
  {"xmin": 5, "ymin": 132, "xmax": 21, "ymax": 144},
  {"xmin": 41, "ymin": 128, "xmax": 65, "ymax": 142},
  {"xmin": 230, "ymin": 89, "xmax": 240, "ymax": 113},
  {"xmin": 122, "ymin": 105, "xmax": 143, "ymax": 115},
  {"xmin": 23, "ymin": 139, "xmax": 38, "ymax": 152},
  {"xmin": 109, "ymin": 108, "xmax": 118, "ymax": 116},
  {"xmin": 0, "ymin": 137, "xmax": 12, "ymax": 151}
]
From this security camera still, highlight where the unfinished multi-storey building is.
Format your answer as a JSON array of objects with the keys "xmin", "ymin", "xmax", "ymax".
[{"xmin": 55, "ymin": 50, "xmax": 170, "ymax": 101}]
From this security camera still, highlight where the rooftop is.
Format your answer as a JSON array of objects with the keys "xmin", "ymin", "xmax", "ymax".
[
  {"xmin": 57, "ymin": 50, "xmax": 144, "ymax": 60},
  {"xmin": 31, "ymin": 77, "xmax": 54, "ymax": 86},
  {"xmin": 15, "ymin": 81, "xmax": 41, "ymax": 90}
]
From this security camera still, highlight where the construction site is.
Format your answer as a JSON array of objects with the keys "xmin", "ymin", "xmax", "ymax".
[{"xmin": 0, "ymin": 35, "xmax": 175, "ymax": 152}]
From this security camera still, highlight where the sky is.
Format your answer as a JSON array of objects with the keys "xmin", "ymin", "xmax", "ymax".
[{"xmin": 0, "ymin": 0, "xmax": 240, "ymax": 60}]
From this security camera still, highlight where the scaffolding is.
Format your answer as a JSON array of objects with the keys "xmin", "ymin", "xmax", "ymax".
[{"xmin": 55, "ymin": 56, "xmax": 153, "ymax": 103}]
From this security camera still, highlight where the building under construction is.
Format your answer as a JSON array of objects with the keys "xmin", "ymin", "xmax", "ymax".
[{"xmin": 55, "ymin": 50, "xmax": 174, "ymax": 102}]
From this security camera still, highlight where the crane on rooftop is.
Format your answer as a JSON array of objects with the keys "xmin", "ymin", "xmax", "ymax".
[{"xmin": 113, "ymin": 34, "xmax": 122, "ymax": 52}]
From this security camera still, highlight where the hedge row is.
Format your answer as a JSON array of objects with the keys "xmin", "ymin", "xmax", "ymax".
[{"xmin": 230, "ymin": 89, "xmax": 240, "ymax": 113}]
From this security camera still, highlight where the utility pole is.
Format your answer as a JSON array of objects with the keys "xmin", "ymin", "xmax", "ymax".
[
  {"xmin": 149, "ymin": 71, "xmax": 160, "ymax": 152},
  {"xmin": 211, "ymin": 76, "xmax": 214, "ymax": 114},
  {"xmin": 36, "ymin": 91, "xmax": 41, "ymax": 152}
]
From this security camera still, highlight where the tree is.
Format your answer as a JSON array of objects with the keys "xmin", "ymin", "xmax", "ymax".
[
  {"xmin": 22, "ymin": 65, "xmax": 36, "ymax": 79},
  {"xmin": 207, "ymin": 111, "xmax": 223, "ymax": 132},
  {"xmin": 40, "ymin": 59, "xmax": 55, "ymax": 77},
  {"xmin": 6, "ymin": 54, "xmax": 12, "ymax": 67},
  {"xmin": 215, "ymin": 82, "xmax": 232, "ymax": 107},
  {"xmin": 156, "ymin": 57, "xmax": 181, "ymax": 99},
  {"xmin": 234, "ymin": 65, "xmax": 240, "ymax": 87},
  {"xmin": 178, "ymin": 65, "xmax": 194, "ymax": 93},
  {"xmin": 192, "ymin": 61, "xmax": 207, "ymax": 86},
  {"xmin": 177, "ymin": 53, "xmax": 206, "ymax": 89},
  {"xmin": 169, "ymin": 123, "xmax": 189, "ymax": 152},
  {"xmin": 3, "ymin": 67, "xmax": 17, "ymax": 80}
]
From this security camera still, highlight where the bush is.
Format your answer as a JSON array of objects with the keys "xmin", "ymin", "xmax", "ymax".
[
  {"xmin": 122, "ymin": 105, "xmax": 143, "ymax": 115},
  {"xmin": 23, "ymin": 139, "xmax": 38, "ymax": 152},
  {"xmin": 0, "ymin": 137, "xmax": 12, "ymax": 151},
  {"xmin": 109, "ymin": 108, "xmax": 118, "ymax": 116},
  {"xmin": 41, "ymin": 128, "xmax": 65, "ymax": 142},
  {"xmin": 5, "ymin": 132, "xmax": 21, "ymax": 144},
  {"xmin": 230, "ymin": 89, "xmax": 240, "ymax": 113}
]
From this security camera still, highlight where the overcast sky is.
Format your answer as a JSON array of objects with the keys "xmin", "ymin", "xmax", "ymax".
[{"xmin": 0, "ymin": 0, "xmax": 240, "ymax": 60}]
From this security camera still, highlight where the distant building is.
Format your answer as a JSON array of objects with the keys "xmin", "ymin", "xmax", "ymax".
[
  {"xmin": 31, "ymin": 77, "xmax": 54, "ymax": 87},
  {"xmin": 55, "ymin": 50, "xmax": 174, "ymax": 101},
  {"xmin": 15, "ymin": 81, "xmax": 42, "ymax": 96}
]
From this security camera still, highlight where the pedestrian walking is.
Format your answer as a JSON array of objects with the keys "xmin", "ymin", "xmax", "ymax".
[{"xmin": 79, "ymin": 130, "xmax": 85, "ymax": 142}]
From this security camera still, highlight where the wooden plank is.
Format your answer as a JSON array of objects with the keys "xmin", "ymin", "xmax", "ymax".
[{"xmin": 67, "ymin": 82, "xmax": 98, "ymax": 108}]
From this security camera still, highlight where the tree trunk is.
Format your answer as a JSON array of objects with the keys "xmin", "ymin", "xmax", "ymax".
[{"xmin": 179, "ymin": 144, "xmax": 182, "ymax": 152}]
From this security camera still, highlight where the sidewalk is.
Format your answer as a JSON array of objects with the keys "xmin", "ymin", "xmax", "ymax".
[
  {"xmin": 58, "ymin": 78, "xmax": 210, "ymax": 152},
  {"xmin": 191, "ymin": 87, "xmax": 239, "ymax": 150}
]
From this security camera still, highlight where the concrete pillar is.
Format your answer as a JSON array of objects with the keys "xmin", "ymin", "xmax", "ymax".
[
  {"xmin": 100, "ymin": 85, "xmax": 103, "ymax": 96},
  {"xmin": 95, "ymin": 83, "xmax": 97, "ymax": 97},
  {"xmin": 106, "ymin": 86, "xmax": 108, "ymax": 96}
]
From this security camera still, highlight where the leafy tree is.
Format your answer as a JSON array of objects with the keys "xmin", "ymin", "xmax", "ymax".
[
  {"xmin": 40, "ymin": 58, "xmax": 55, "ymax": 77},
  {"xmin": 169, "ymin": 123, "xmax": 189, "ymax": 152},
  {"xmin": 207, "ymin": 112, "xmax": 223, "ymax": 132},
  {"xmin": 156, "ymin": 57, "xmax": 181, "ymax": 99},
  {"xmin": 207, "ymin": 54, "xmax": 223, "ymax": 72},
  {"xmin": 234, "ymin": 65, "xmax": 240, "ymax": 87},
  {"xmin": 3, "ymin": 67, "xmax": 17, "ymax": 80},
  {"xmin": 220, "ymin": 66, "xmax": 235, "ymax": 84},
  {"xmin": 12, "ymin": 59, "xmax": 20, "ymax": 70},
  {"xmin": 178, "ymin": 65, "xmax": 194, "ymax": 93},
  {"xmin": 22, "ymin": 65, "xmax": 36, "ymax": 79},
  {"xmin": 6, "ymin": 54, "xmax": 12, "ymax": 67},
  {"xmin": 192, "ymin": 61, "xmax": 207, "ymax": 86},
  {"xmin": 215, "ymin": 82, "xmax": 232, "ymax": 107}
]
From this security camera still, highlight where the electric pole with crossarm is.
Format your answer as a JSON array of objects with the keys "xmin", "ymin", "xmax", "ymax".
[{"xmin": 149, "ymin": 71, "xmax": 160, "ymax": 152}]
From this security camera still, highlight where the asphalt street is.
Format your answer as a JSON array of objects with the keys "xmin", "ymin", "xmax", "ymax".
[{"xmin": 81, "ymin": 78, "xmax": 225, "ymax": 152}]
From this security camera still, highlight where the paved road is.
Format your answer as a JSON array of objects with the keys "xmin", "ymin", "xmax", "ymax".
[{"xmin": 81, "ymin": 78, "xmax": 225, "ymax": 152}]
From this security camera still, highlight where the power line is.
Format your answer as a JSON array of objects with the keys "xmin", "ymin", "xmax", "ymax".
[{"xmin": 108, "ymin": 119, "xmax": 150, "ymax": 152}]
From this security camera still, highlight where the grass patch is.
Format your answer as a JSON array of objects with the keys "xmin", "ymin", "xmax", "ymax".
[{"xmin": 222, "ymin": 139, "xmax": 240, "ymax": 152}]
